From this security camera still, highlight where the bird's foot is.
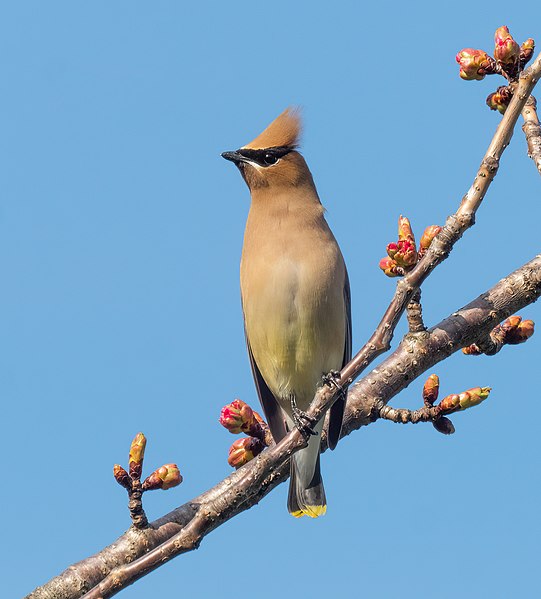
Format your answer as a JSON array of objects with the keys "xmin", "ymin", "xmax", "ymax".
[
  {"xmin": 322, "ymin": 370, "xmax": 343, "ymax": 395},
  {"xmin": 290, "ymin": 396, "xmax": 317, "ymax": 440}
]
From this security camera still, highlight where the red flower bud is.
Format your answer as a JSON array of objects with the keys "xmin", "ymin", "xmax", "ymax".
[
  {"xmin": 227, "ymin": 437, "xmax": 265, "ymax": 469},
  {"xmin": 494, "ymin": 26, "xmax": 520, "ymax": 70},
  {"xmin": 423, "ymin": 374, "xmax": 439, "ymax": 406},
  {"xmin": 486, "ymin": 86, "xmax": 513, "ymax": 114},
  {"xmin": 129, "ymin": 433, "xmax": 146, "ymax": 480},
  {"xmin": 379, "ymin": 256, "xmax": 402, "ymax": 277},
  {"xmin": 142, "ymin": 464, "xmax": 183, "ymax": 491},
  {"xmin": 113, "ymin": 464, "xmax": 132, "ymax": 490},
  {"xmin": 393, "ymin": 239, "xmax": 418, "ymax": 268},
  {"xmin": 219, "ymin": 399, "xmax": 256, "ymax": 434},
  {"xmin": 456, "ymin": 48, "xmax": 495, "ymax": 81}
]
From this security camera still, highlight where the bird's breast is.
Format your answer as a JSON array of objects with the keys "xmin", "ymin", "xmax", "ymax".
[{"xmin": 241, "ymin": 219, "xmax": 346, "ymax": 410}]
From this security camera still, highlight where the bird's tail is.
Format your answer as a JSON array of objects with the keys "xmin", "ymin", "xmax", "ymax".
[{"xmin": 287, "ymin": 420, "xmax": 326, "ymax": 518}]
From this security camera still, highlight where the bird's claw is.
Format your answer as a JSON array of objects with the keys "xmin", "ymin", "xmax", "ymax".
[
  {"xmin": 322, "ymin": 370, "xmax": 343, "ymax": 394},
  {"xmin": 290, "ymin": 397, "xmax": 317, "ymax": 440}
]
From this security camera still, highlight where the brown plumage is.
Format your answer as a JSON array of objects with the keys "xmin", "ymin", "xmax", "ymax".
[{"xmin": 222, "ymin": 108, "xmax": 351, "ymax": 517}]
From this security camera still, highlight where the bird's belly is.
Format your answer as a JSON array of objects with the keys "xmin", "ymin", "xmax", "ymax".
[{"xmin": 243, "ymin": 259, "xmax": 344, "ymax": 411}]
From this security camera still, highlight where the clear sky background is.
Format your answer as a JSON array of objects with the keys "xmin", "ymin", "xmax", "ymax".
[{"xmin": 2, "ymin": 3, "xmax": 540, "ymax": 598}]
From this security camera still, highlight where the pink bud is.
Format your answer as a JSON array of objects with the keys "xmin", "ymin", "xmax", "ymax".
[
  {"xmin": 227, "ymin": 437, "xmax": 264, "ymax": 469},
  {"xmin": 142, "ymin": 464, "xmax": 183, "ymax": 491},
  {"xmin": 456, "ymin": 48, "xmax": 495, "ymax": 81},
  {"xmin": 219, "ymin": 399, "xmax": 256, "ymax": 434},
  {"xmin": 379, "ymin": 256, "xmax": 402, "ymax": 277},
  {"xmin": 494, "ymin": 26, "xmax": 520, "ymax": 69}
]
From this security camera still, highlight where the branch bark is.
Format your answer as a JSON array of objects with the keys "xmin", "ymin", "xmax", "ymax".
[
  {"xmin": 522, "ymin": 95, "xmax": 541, "ymax": 176},
  {"xmin": 26, "ymin": 52, "xmax": 541, "ymax": 599}
]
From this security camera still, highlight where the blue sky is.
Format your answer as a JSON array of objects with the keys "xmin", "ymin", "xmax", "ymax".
[{"xmin": 2, "ymin": 3, "xmax": 540, "ymax": 598}]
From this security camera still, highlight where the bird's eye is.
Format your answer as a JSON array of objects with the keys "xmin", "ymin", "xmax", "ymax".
[{"xmin": 263, "ymin": 153, "xmax": 278, "ymax": 165}]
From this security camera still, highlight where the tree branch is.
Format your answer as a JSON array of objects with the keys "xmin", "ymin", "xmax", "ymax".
[
  {"xmin": 522, "ymin": 95, "xmax": 541, "ymax": 176},
  {"xmin": 28, "ymin": 254, "xmax": 541, "ymax": 599}
]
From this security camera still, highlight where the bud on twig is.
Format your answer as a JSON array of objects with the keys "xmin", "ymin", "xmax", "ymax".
[
  {"xmin": 502, "ymin": 316, "xmax": 535, "ymax": 344},
  {"xmin": 486, "ymin": 86, "xmax": 513, "ymax": 114},
  {"xmin": 379, "ymin": 256, "xmax": 403, "ymax": 277},
  {"xmin": 113, "ymin": 464, "xmax": 131, "ymax": 490},
  {"xmin": 219, "ymin": 399, "xmax": 256, "ymax": 434},
  {"xmin": 432, "ymin": 416, "xmax": 455, "ymax": 435},
  {"xmin": 455, "ymin": 48, "xmax": 497, "ymax": 80},
  {"xmin": 228, "ymin": 437, "xmax": 265, "ymax": 469},
  {"xmin": 142, "ymin": 464, "xmax": 183, "ymax": 491},
  {"xmin": 398, "ymin": 215, "xmax": 415, "ymax": 243},
  {"xmin": 494, "ymin": 26, "xmax": 520, "ymax": 73},
  {"xmin": 422, "ymin": 374, "xmax": 439, "ymax": 406},
  {"xmin": 419, "ymin": 225, "xmax": 442, "ymax": 254},
  {"xmin": 520, "ymin": 38, "xmax": 535, "ymax": 69},
  {"xmin": 458, "ymin": 387, "xmax": 491, "ymax": 410},
  {"xmin": 129, "ymin": 432, "xmax": 146, "ymax": 480}
]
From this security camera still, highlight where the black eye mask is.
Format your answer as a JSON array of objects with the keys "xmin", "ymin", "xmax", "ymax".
[{"xmin": 236, "ymin": 146, "xmax": 292, "ymax": 167}]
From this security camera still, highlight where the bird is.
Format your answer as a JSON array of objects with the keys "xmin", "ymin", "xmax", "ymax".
[{"xmin": 222, "ymin": 108, "xmax": 351, "ymax": 518}]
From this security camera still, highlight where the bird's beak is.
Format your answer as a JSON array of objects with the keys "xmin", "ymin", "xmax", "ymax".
[{"xmin": 221, "ymin": 150, "xmax": 247, "ymax": 165}]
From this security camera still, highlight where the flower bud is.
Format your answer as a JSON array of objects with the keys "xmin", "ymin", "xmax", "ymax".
[
  {"xmin": 432, "ymin": 416, "xmax": 455, "ymax": 435},
  {"xmin": 379, "ymin": 256, "xmax": 402, "ymax": 277},
  {"xmin": 439, "ymin": 394, "xmax": 460, "ymax": 413},
  {"xmin": 419, "ymin": 225, "xmax": 442, "ymax": 251},
  {"xmin": 505, "ymin": 317, "xmax": 535, "ymax": 344},
  {"xmin": 520, "ymin": 38, "xmax": 535, "ymax": 68},
  {"xmin": 393, "ymin": 239, "xmax": 418, "ymax": 268},
  {"xmin": 422, "ymin": 374, "xmax": 439, "ymax": 406},
  {"xmin": 455, "ymin": 48, "xmax": 495, "ymax": 81},
  {"xmin": 494, "ymin": 26, "xmax": 520, "ymax": 70},
  {"xmin": 227, "ymin": 437, "xmax": 265, "ymax": 469},
  {"xmin": 113, "ymin": 464, "xmax": 131, "ymax": 490},
  {"xmin": 129, "ymin": 433, "xmax": 146, "ymax": 480},
  {"xmin": 486, "ymin": 86, "xmax": 512, "ymax": 114},
  {"xmin": 219, "ymin": 399, "xmax": 256, "ymax": 434},
  {"xmin": 462, "ymin": 343, "xmax": 482, "ymax": 355},
  {"xmin": 458, "ymin": 387, "xmax": 491, "ymax": 410},
  {"xmin": 142, "ymin": 464, "xmax": 183, "ymax": 491},
  {"xmin": 398, "ymin": 215, "xmax": 415, "ymax": 242}
]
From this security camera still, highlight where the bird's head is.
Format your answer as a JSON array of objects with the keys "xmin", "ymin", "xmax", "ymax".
[{"xmin": 222, "ymin": 108, "xmax": 313, "ymax": 191}]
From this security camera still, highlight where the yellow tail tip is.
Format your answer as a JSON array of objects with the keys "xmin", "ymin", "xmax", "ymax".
[{"xmin": 290, "ymin": 505, "xmax": 327, "ymax": 518}]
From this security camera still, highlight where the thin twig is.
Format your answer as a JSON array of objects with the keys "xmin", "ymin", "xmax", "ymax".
[
  {"xmin": 522, "ymin": 95, "xmax": 541, "ymax": 176},
  {"xmin": 406, "ymin": 289, "xmax": 425, "ymax": 333}
]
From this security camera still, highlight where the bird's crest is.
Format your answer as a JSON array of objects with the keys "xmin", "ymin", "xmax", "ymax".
[{"xmin": 243, "ymin": 107, "xmax": 302, "ymax": 150}]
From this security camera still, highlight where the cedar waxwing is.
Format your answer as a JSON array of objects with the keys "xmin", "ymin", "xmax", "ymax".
[{"xmin": 222, "ymin": 108, "xmax": 351, "ymax": 518}]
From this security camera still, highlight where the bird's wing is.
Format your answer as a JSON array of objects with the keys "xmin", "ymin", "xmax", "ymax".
[
  {"xmin": 327, "ymin": 268, "xmax": 352, "ymax": 450},
  {"xmin": 244, "ymin": 329, "xmax": 288, "ymax": 444}
]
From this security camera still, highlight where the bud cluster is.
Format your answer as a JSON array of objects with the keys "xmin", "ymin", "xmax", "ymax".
[
  {"xmin": 462, "ymin": 315, "xmax": 535, "ymax": 355},
  {"xmin": 456, "ymin": 26, "xmax": 536, "ymax": 114},
  {"xmin": 421, "ymin": 374, "xmax": 491, "ymax": 435},
  {"xmin": 114, "ymin": 432, "xmax": 183, "ymax": 493},
  {"xmin": 379, "ymin": 216, "xmax": 441, "ymax": 277},
  {"xmin": 220, "ymin": 399, "xmax": 270, "ymax": 469}
]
